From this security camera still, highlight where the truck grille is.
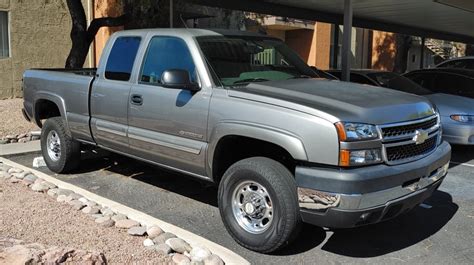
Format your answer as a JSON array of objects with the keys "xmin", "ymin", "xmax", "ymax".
[
  {"xmin": 381, "ymin": 117, "xmax": 438, "ymax": 138},
  {"xmin": 380, "ymin": 115, "xmax": 439, "ymax": 165},
  {"xmin": 386, "ymin": 136, "xmax": 437, "ymax": 162}
]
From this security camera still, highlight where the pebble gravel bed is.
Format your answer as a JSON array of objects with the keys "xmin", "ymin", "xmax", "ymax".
[{"xmin": 0, "ymin": 161, "xmax": 225, "ymax": 265}]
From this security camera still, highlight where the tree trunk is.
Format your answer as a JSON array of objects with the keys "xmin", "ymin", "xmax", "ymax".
[
  {"xmin": 65, "ymin": 0, "xmax": 127, "ymax": 69},
  {"xmin": 392, "ymin": 34, "xmax": 412, "ymax": 73}
]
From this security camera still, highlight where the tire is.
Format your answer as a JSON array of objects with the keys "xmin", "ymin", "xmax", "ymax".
[
  {"xmin": 41, "ymin": 117, "xmax": 81, "ymax": 173},
  {"xmin": 218, "ymin": 157, "xmax": 301, "ymax": 253}
]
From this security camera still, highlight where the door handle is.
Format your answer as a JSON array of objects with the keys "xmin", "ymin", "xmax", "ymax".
[{"xmin": 131, "ymin": 94, "xmax": 143, "ymax": 105}]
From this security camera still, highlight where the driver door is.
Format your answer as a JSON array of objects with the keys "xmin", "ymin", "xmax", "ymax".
[{"xmin": 127, "ymin": 36, "xmax": 210, "ymax": 176}]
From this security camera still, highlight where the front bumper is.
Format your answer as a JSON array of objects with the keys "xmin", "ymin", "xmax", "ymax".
[{"xmin": 296, "ymin": 141, "xmax": 451, "ymax": 228}]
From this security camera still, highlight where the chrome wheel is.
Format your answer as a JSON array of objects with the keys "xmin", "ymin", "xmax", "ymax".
[
  {"xmin": 231, "ymin": 180, "xmax": 274, "ymax": 234},
  {"xmin": 46, "ymin": 130, "xmax": 61, "ymax": 162}
]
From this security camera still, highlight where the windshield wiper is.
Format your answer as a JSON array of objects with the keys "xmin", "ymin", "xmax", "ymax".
[{"xmin": 233, "ymin": 78, "xmax": 270, "ymax": 85}]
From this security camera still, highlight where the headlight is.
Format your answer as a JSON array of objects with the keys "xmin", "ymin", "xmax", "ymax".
[
  {"xmin": 450, "ymin": 115, "xmax": 474, "ymax": 123},
  {"xmin": 340, "ymin": 149, "xmax": 382, "ymax": 166},
  {"xmin": 335, "ymin": 122, "xmax": 379, "ymax": 141}
]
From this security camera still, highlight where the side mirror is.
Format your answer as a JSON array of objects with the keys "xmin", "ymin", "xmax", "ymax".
[{"xmin": 161, "ymin": 69, "xmax": 200, "ymax": 91}]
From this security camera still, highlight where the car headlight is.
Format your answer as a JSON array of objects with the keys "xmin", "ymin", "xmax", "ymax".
[
  {"xmin": 450, "ymin": 115, "xmax": 474, "ymax": 123},
  {"xmin": 335, "ymin": 122, "xmax": 379, "ymax": 141},
  {"xmin": 339, "ymin": 149, "xmax": 382, "ymax": 166}
]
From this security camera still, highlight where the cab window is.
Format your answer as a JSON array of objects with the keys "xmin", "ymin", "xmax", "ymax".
[
  {"xmin": 140, "ymin": 36, "xmax": 196, "ymax": 85},
  {"xmin": 105, "ymin": 37, "xmax": 141, "ymax": 81}
]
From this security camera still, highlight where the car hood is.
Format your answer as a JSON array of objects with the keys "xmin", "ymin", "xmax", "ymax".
[
  {"xmin": 229, "ymin": 79, "xmax": 436, "ymax": 125},
  {"xmin": 424, "ymin": 93, "xmax": 474, "ymax": 116}
]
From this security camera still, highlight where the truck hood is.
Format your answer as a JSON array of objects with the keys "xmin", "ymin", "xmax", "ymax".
[
  {"xmin": 424, "ymin": 93, "xmax": 474, "ymax": 116},
  {"xmin": 229, "ymin": 79, "xmax": 436, "ymax": 125}
]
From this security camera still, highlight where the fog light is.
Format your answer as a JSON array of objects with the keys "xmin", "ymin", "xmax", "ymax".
[{"xmin": 360, "ymin": 212, "xmax": 371, "ymax": 220}]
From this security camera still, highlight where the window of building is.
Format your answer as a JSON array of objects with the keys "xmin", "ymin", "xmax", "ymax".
[
  {"xmin": 105, "ymin": 36, "xmax": 141, "ymax": 81},
  {"xmin": 0, "ymin": 11, "xmax": 9, "ymax": 58},
  {"xmin": 140, "ymin": 36, "xmax": 196, "ymax": 84}
]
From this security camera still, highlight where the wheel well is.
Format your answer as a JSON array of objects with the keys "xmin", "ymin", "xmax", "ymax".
[
  {"xmin": 212, "ymin": 135, "xmax": 296, "ymax": 184},
  {"xmin": 34, "ymin": 99, "xmax": 61, "ymax": 127}
]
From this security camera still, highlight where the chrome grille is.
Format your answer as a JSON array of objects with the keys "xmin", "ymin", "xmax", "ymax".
[
  {"xmin": 381, "ymin": 117, "xmax": 438, "ymax": 138},
  {"xmin": 380, "ymin": 115, "xmax": 440, "ymax": 165},
  {"xmin": 386, "ymin": 135, "xmax": 437, "ymax": 162}
]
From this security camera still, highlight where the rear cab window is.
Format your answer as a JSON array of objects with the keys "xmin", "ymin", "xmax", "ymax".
[{"xmin": 105, "ymin": 36, "xmax": 141, "ymax": 81}]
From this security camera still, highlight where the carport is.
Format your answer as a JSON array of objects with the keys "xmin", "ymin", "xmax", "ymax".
[{"xmin": 188, "ymin": 0, "xmax": 474, "ymax": 80}]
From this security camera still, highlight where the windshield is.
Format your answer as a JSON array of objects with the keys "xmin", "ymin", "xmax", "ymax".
[
  {"xmin": 366, "ymin": 72, "xmax": 432, "ymax": 95},
  {"xmin": 196, "ymin": 35, "xmax": 320, "ymax": 86}
]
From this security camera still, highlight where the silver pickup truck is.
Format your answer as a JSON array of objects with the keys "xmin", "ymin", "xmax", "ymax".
[{"xmin": 22, "ymin": 29, "xmax": 451, "ymax": 253}]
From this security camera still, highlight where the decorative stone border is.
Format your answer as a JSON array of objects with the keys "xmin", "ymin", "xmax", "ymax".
[
  {"xmin": 0, "ymin": 161, "xmax": 229, "ymax": 265},
  {"xmin": 0, "ymin": 131, "xmax": 41, "ymax": 144}
]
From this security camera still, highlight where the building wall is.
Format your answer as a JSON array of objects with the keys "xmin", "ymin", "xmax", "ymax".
[{"xmin": 0, "ymin": 0, "xmax": 91, "ymax": 99}]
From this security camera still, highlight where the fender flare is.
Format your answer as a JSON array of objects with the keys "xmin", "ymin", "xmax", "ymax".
[
  {"xmin": 33, "ymin": 91, "xmax": 68, "ymax": 127},
  {"xmin": 207, "ymin": 121, "xmax": 308, "ymax": 178}
]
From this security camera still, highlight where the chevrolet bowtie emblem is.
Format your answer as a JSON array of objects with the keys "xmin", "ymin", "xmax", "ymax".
[{"xmin": 413, "ymin": 129, "xmax": 429, "ymax": 145}]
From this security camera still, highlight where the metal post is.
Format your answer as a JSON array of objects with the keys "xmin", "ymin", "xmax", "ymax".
[
  {"xmin": 170, "ymin": 0, "xmax": 174, "ymax": 28},
  {"xmin": 341, "ymin": 0, "xmax": 353, "ymax": 81},
  {"xmin": 420, "ymin": 37, "xmax": 425, "ymax": 69}
]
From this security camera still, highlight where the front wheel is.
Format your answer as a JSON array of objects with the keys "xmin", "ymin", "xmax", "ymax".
[
  {"xmin": 218, "ymin": 157, "xmax": 301, "ymax": 253},
  {"xmin": 41, "ymin": 117, "xmax": 81, "ymax": 173}
]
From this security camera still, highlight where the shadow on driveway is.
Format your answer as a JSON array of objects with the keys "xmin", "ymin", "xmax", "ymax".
[{"xmin": 321, "ymin": 191, "xmax": 457, "ymax": 257}]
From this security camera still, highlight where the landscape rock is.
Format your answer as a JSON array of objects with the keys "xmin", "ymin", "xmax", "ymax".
[
  {"xmin": 173, "ymin": 253, "xmax": 191, "ymax": 265},
  {"xmin": 47, "ymin": 188, "xmax": 59, "ymax": 198},
  {"xmin": 32, "ymin": 157, "xmax": 47, "ymax": 168},
  {"xmin": 31, "ymin": 182, "xmax": 49, "ymax": 192},
  {"xmin": 190, "ymin": 246, "xmax": 212, "ymax": 262},
  {"xmin": 56, "ymin": 195, "xmax": 68, "ymax": 203},
  {"xmin": 23, "ymin": 174, "xmax": 38, "ymax": 184},
  {"xmin": 0, "ymin": 139, "xmax": 8, "ymax": 145},
  {"xmin": 153, "ymin": 232, "xmax": 177, "ymax": 245},
  {"xmin": 65, "ymin": 193, "xmax": 82, "ymax": 202},
  {"xmin": 127, "ymin": 226, "xmax": 147, "ymax": 236},
  {"xmin": 111, "ymin": 214, "xmax": 127, "ymax": 222},
  {"xmin": 95, "ymin": 216, "xmax": 111, "ymax": 224},
  {"xmin": 150, "ymin": 243, "xmax": 172, "ymax": 255},
  {"xmin": 0, "ymin": 171, "xmax": 10, "ymax": 178},
  {"xmin": 100, "ymin": 219, "xmax": 115, "ymax": 228},
  {"xmin": 68, "ymin": 200, "xmax": 85, "ymax": 211},
  {"xmin": 11, "ymin": 171, "xmax": 30, "ymax": 179},
  {"xmin": 81, "ymin": 206, "xmax": 101, "ymax": 215},
  {"xmin": 101, "ymin": 208, "xmax": 115, "ymax": 217},
  {"xmin": 143, "ymin": 238, "xmax": 155, "ymax": 247},
  {"xmin": 42, "ymin": 181, "xmax": 57, "ymax": 189},
  {"xmin": 203, "ymin": 254, "xmax": 224, "ymax": 265},
  {"xmin": 8, "ymin": 177, "xmax": 20, "ymax": 183},
  {"xmin": 84, "ymin": 200, "xmax": 98, "ymax": 207},
  {"xmin": 166, "ymin": 238, "xmax": 192, "ymax": 254},
  {"xmin": 89, "ymin": 214, "xmax": 104, "ymax": 219},
  {"xmin": 56, "ymin": 189, "xmax": 73, "ymax": 196},
  {"xmin": 78, "ymin": 197, "xmax": 89, "ymax": 204},
  {"xmin": 147, "ymin": 226, "xmax": 164, "ymax": 238},
  {"xmin": 115, "ymin": 219, "xmax": 140, "ymax": 229},
  {"xmin": 7, "ymin": 168, "xmax": 23, "ymax": 174}
]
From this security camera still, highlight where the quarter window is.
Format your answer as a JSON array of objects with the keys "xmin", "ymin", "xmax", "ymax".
[
  {"xmin": 105, "ymin": 36, "xmax": 141, "ymax": 81},
  {"xmin": 0, "ymin": 11, "xmax": 9, "ymax": 58},
  {"xmin": 140, "ymin": 36, "xmax": 196, "ymax": 84}
]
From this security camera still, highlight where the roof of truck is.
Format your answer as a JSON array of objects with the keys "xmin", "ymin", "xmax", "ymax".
[{"xmin": 113, "ymin": 28, "xmax": 274, "ymax": 39}]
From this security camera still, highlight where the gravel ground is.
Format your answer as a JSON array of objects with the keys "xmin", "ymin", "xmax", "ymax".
[
  {"xmin": 0, "ymin": 179, "xmax": 172, "ymax": 264},
  {"xmin": 0, "ymin": 98, "xmax": 38, "ymax": 137}
]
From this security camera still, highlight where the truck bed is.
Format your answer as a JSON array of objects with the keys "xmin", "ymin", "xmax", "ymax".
[{"xmin": 30, "ymin": 68, "xmax": 97, "ymax": 76}]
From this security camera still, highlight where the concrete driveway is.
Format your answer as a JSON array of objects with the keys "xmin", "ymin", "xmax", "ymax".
[{"xmin": 5, "ymin": 145, "xmax": 474, "ymax": 265}]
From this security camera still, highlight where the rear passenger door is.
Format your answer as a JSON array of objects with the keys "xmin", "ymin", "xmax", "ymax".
[
  {"xmin": 90, "ymin": 36, "xmax": 142, "ymax": 150},
  {"xmin": 127, "ymin": 35, "xmax": 211, "ymax": 176}
]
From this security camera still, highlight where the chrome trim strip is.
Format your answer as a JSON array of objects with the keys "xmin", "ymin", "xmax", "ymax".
[
  {"xmin": 382, "ymin": 125, "xmax": 440, "ymax": 142},
  {"xmin": 99, "ymin": 145, "xmax": 211, "ymax": 182},
  {"xmin": 128, "ymin": 127, "xmax": 204, "ymax": 155},
  {"xmin": 96, "ymin": 125, "xmax": 127, "ymax": 137},
  {"xmin": 378, "ymin": 115, "xmax": 438, "ymax": 129},
  {"xmin": 383, "ymin": 133, "xmax": 438, "ymax": 148}
]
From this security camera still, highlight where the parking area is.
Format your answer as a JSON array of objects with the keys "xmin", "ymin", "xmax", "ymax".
[{"xmin": 4, "ymin": 145, "xmax": 474, "ymax": 265}]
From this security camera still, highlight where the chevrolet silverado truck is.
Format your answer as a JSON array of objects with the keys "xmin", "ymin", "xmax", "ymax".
[{"xmin": 22, "ymin": 29, "xmax": 451, "ymax": 253}]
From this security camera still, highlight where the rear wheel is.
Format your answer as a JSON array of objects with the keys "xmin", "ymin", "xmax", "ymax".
[
  {"xmin": 41, "ymin": 117, "xmax": 80, "ymax": 173},
  {"xmin": 218, "ymin": 157, "xmax": 301, "ymax": 253}
]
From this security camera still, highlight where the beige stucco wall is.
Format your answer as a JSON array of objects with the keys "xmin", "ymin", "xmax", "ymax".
[{"xmin": 0, "ymin": 0, "xmax": 90, "ymax": 99}]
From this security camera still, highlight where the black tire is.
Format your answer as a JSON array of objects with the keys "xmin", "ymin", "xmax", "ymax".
[
  {"xmin": 218, "ymin": 157, "xmax": 301, "ymax": 253},
  {"xmin": 41, "ymin": 117, "xmax": 81, "ymax": 173}
]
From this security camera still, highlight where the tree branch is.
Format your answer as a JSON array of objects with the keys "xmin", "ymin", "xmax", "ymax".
[{"xmin": 87, "ymin": 14, "xmax": 129, "ymax": 43}]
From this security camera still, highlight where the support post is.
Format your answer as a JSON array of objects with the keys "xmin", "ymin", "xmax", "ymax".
[
  {"xmin": 420, "ymin": 37, "xmax": 425, "ymax": 69},
  {"xmin": 341, "ymin": 0, "xmax": 353, "ymax": 81},
  {"xmin": 170, "ymin": 0, "xmax": 174, "ymax": 28}
]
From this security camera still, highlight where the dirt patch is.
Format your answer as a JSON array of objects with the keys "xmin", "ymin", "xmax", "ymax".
[
  {"xmin": 0, "ymin": 179, "xmax": 172, "ymax": 264},
  {"xmin": 0, "ymin": 98, "xmax": 38, "ymax": 138}
]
